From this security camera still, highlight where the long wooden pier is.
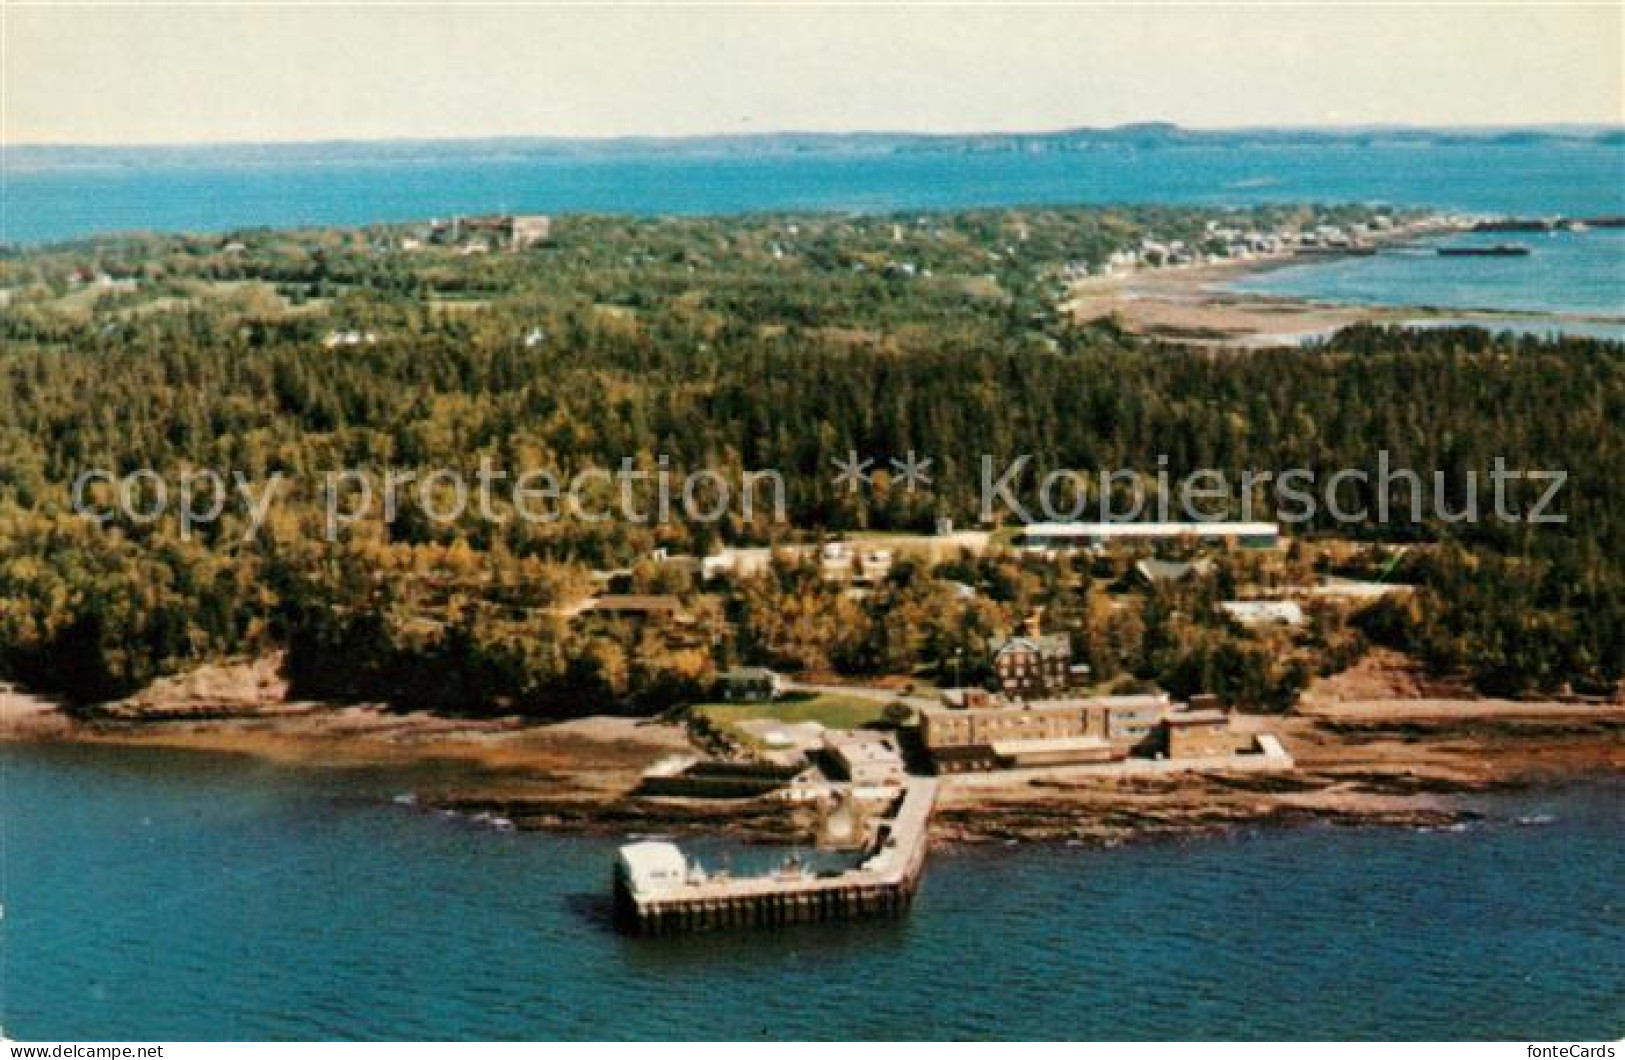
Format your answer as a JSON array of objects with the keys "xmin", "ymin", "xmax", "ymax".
[{"xmin": 615, "ymin": 778, "xmax": 937, "ymax": 934}]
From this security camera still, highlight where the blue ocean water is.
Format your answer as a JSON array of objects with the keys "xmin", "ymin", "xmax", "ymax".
[
  {"xmin": 6, "ymin": 140, "xmax": 1624, "ymax": 247},
  {"xmin": 2, "ymin": 743, "xmax": 1621, "ymax": 1041},
  {"xmin": 6, "ymin": 139, "xmax": 1621, "ymax": 324},
  {"xmin": 1230, "ymin": 228, "xmax": 1625, "ymax": 318}
]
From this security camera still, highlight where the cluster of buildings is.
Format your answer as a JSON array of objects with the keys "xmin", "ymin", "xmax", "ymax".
[
  {"xmin": 587, "ymin": 524, "xmax": 982, "ymax": 598},
  {"xmin": 812, "ymin": 541, "xmax": 894, "ymax": 583},
  {"xmin": 621, "ymin": 611, "xmax": 1293, "ymax": 931},
  {"xmin": 417, "ymin": 213, "xmax": 552, "ymax": 254},
  {"xmin": 624, "ymin": 518, "xmax": 1320, "ymax": 798},
  {"xmin": 922, "ymin": 617, "xmax": 1253, "ymax": 773},
  {"xmin": 643, "ymin": 715, "xmax": 908, "ymax": 800},
  {"xmin": 1062, "ymin": 213, "xmax": 1407, "ymax": 279},
  {"xmin": 697, "ymin": 622, "xmax": 1271, "ymax": 788},
  {"xmin": 639, "ymin": 542, "xmax": 897, "ymax": 584},
  {"xmin": 666, "ymin": 538, "xmax": 974, "ymax": 587}
]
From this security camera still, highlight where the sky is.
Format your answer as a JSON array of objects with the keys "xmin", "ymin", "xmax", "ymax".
[{"xmin": 4, "ymin": 3, "xmax": 1622, "ymax": 145}]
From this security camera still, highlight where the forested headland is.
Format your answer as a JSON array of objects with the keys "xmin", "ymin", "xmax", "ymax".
[{"xmin": 2, "ymin": 206, "xmax": 1620, "ymax": 712}]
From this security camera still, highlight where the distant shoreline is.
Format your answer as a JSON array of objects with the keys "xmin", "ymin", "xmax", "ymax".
[
  {"xmin": 7, "ymin": 136, "xmax": 1622, "ymax": 246},
  {"xmin": 9, "ymin": 121, "xmax": 1623, "ymax": 158}
]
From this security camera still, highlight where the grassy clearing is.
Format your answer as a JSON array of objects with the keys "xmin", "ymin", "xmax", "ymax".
[{"xmin": 692, "ymin": 692, "xmax": 893, "ymax": 739}]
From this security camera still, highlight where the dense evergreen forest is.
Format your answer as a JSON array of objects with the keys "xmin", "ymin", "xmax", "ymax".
[{"xmin": 2, "ymin": 206, "xmax": 1620, "ymax": 710}]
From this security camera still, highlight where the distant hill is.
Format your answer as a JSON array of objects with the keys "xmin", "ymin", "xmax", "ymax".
[{"xmin": 10, "ymin": 123, "xmax": 1623, "ymax": 170}]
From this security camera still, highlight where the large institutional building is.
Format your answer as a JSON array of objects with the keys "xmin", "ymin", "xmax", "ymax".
[{"xmin": 918, "ymin": 691, "xmax": 1240, "ymax": 773}]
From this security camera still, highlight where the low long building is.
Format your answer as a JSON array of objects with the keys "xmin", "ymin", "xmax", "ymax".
[
  {"xmin": 1018, "ymin": 521, "xmax": 1280, "ymax": 553},
  {"xmin": 1220, "ymin": 600, "xmax": 1306, "ymax": 627}
]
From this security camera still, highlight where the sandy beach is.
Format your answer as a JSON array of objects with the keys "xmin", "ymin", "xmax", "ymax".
[
  {"xmin": 1064, "ymin": 252, "xmax": 1376, "ymax": 347},
  {"xmin": 1063, "ymin": 241, "xmax": 1621, "ymax": 347}
]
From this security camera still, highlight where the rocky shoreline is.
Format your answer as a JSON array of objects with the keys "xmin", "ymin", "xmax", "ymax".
[
  {"xmin": 6, "ymin": 671, "xmax": 1622, "ymax": 851},
  {"xmin": 424, "ymin": 785, "xmax": 1474, "ymax": 847},
  {"xmin": 423, "ymin": 730, "xmax": 1619, "ymax": 849},
  {"xmin": 430, "ymin": 792, "xmax": 819, "ymax": 843}
]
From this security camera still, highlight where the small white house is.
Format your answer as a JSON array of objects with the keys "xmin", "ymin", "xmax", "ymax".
[
  {"xmin": 322, "ymin": 329, "xmax": 377, "ymax": 349},
  {"xmin": 820, "ymin": 542, "xmax": 855, "ymax": 576},
  {"xmin": 856, "ymin": 548, "xmax": 893, "ymax": 582}
]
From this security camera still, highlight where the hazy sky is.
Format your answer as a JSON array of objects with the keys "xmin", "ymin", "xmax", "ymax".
[{"xmin": 5, "ymin": 3, "xmax": 1622, "ymax": 145}]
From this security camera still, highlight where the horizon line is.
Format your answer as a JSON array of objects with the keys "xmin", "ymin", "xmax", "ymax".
[{"xmin": 8, "ymin": 120, "xmax": 1624, "ymax": 152}]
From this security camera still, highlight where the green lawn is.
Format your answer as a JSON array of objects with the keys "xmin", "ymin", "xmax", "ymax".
[{"xmin": 693, "ymin": 692, "xmax": 896, "ymax": 739}]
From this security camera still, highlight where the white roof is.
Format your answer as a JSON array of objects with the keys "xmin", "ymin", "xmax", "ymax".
[
  {"xmin": 641, "ymin": 753, "xmax": 700, "ymax": 779},
  {"xmin": 617, "ymin": 841, "xmax": 688, "ymax": 896},
  {"xmin": 1022, "ymin": 522, "xmax": 1278, "ymax": 538},
  {"xmin": 1306, "ymin": 577, "xmax": 1414, "ymax": 599},
  {"xmin": 1221, "ymin": 600, "xmax": 1306, "ymax": 625},
  {"xmin": 824, "ymin": 730, "xmax": 903, "ymax": 764},
  {"xmin": 1021, "ymin": 693, "xmax": 1170, "ymax": 712}
]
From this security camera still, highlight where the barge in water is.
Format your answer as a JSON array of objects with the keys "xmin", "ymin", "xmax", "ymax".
[{"xmin": 1437, "ymin": 243, "xmax": 1531, "ymax": 257}]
